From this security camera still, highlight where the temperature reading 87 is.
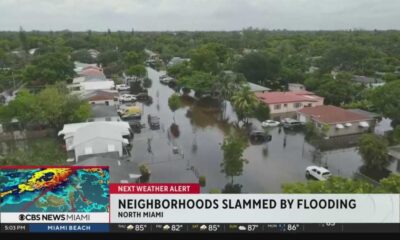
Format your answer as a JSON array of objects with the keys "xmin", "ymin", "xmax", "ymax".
[{"xmin": 247, "ymin": 224, "xmax": 259, "ymax": 231}]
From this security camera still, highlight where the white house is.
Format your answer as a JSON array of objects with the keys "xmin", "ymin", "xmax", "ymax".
[
  {"xmin": 58, "ymin": 122, "xmax": 132, "ymax": 151},
  {"xmin": 62, "ymin": 122, "xmax": 130, "ymax": 162}
]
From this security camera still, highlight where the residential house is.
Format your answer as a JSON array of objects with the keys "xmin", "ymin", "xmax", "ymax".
[
  {"xmin": 388, "ymin": 145, "xmax": 400, "ymax": 173},
  {"xmin": 70, "ymin": 64, "xmax": 114, "ymax": 92},
  {"xmin": 256, "ymin": 91, "xmax": 324, "ymax": 117},
  {"xmin": 58, "ymin": 121, "xmax": 132, "ymax": 152},
  {"xmin": 167, "ymin": 57, "xmax": 190, "ymax": 68},
  {"xmin": 73, "ymin": 61, "xmax": 99, "ymax": 74},
  {"xmin": 248, "ymin": 82, "xmax": 270, "ymax": 93},
  {"xmin": 288, "ymin": 83, "xmax": 306, "ymax": 92},
  {"xmin": 69, "ymin": 122, "xmax": 129, "ymax": 162},
  {"xmin": 88, "ymin": 104, "xmax": 121, "ymax": 122},
  {"xmin": 83, "ymin": 90, "xmax": 119, "ymax": 106},
  {"xmin": 87, "ymin": 49, "xmax": 100, "ymax": 59},
  {"xmin": 297, "ymin": 105, "xmax": 375, "ymax": 138},
  {"xmin": 352, "ymin": 75, "xmax": 385, "ymax": 88}
]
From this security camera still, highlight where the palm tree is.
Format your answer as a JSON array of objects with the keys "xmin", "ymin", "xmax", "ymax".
[
  {"xmin": 215, "ymin": 72, "xmax": 246, "ymax": 120},
  {"xmin": 231, "ymin": 85, "xmax": 259, "ymax": 125}
]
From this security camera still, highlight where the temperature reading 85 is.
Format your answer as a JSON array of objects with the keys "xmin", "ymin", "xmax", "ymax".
[{"xmin": 208, "ymin": 225, "xmax": 220, "ymax": 231}]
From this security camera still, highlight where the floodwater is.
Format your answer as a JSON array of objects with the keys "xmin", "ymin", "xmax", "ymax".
[{"xmin": 130, "ymin": 68, "xmax": 390, "ymax": 193}]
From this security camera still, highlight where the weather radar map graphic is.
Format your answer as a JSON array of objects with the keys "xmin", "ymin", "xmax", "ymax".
[{"xmin": 0, "ymin": 167, "xmax": 109, "ymax": 212}]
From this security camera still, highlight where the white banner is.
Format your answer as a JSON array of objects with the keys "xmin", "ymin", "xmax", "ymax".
[
  {"xmin": 1, "ymin": 212, "xmax": 109, "ymax": 223},
  {"xmin": 110, "ymin": 194, "xmax": 400, "ymax": 223}
]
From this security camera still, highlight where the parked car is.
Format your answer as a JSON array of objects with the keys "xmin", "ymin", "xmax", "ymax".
[
  {"xmin": 249, "ymin": 130, "xmax": 272, "ymax": 144},
  {"xmin": 160, "ymin": 76, "xmax": 175, "ymax": 84},
  {"xmin": 305, "ymin": 166, "xmax": 332, "ymax": 181},
  {"xmin": 120, "ymin": 105, "xmax": 142, "ymax": 119},
  {"xmin": 147, "ymin": 114, "xmax": 160, "ymax": 130},
  {"xmin": 159, "ymin": 74, "xmax": 168, "ymax": 80},
  {"xmin": 116, "ymin": 84, "xmax": 130, "ymax": 91},
  {"xmin": 282, "ymin": 118, "xmax": 304, "ymax": 129},
  {"xmin": 119, "ymin": 94, "xmax": 136, "ymax": 102},
  {"xmin": 261, "ymin": 120, "xmax": 281, "ymax": 127},
  {"xmin": 128, "ymin": 120, "xmax": 144, "ymax": 133},
  {"xmin": 135, "ymin": 92, "xmax": 149, "ymax": 100}
]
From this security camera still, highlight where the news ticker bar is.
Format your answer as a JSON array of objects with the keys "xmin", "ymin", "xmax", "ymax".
[{"xmin": 1, "ymin": 223, "xmax": 399, "ymax": 233}]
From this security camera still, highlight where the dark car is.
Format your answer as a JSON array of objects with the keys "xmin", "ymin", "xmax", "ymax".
[
  {"xmin": 136, "ymin": 92, "xmax": 149, "ymax": 100},
  {"xmin": 147, "ymin": 114, "xmax": 160, "ymax": 130},
  {"xmin": 249, "ymin": 130, "xmax": 272, "ymax": 144},
  {"xmin": 282, "ymin": 119, "xmax": 304, "ymax": 129},
  {"xmin": 129, "ymin": 120, "xmax": 144, "ymax": 133}
]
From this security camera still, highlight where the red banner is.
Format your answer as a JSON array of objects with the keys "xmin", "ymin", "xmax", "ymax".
[{"xmin": 110, "ymin": 183, "xmax": 200, "ymax": 194}]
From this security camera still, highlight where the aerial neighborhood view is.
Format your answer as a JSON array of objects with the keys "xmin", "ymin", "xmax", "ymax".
[{"xmin": 0, "ymin": 0, "xmax": 400, "ymax": 194}]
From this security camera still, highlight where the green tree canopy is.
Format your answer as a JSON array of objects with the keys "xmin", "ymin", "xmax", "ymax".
[
  {"xmin": 369, "ymin": 81, "xmax": 400, "ymax": 126},
  {"xmin": 282, "ymin": 176, "xmax": 375, "ymax": 193},
  {"xmin": 231, "ymin": 86, "xmax": 260, "ymax": 124},
  {"xmin": 23, "ymin": 52, "xmax": 74, "ymax": 85},
  {"xmin": 221, "ymin": 134, "xmax": 249, "ymax": 182},
  {"xmin": 190, "ymin": 46, "xmax": 219, "ymax": 74},
  {"xmin": 235, "ymin": 52, "xmax": 281, "ymax": 89},
  {"xmin": 126, "ymin": 64, "xmax": 146, "ymax": 77},
  {"xmin": 177, "ymin": 71, "xmax": 216, "ymax": 95},
  {"xmin": 358, "ymin": 134, "xmax": 390, "ymax": 171},
  {"xmin": 283, "ymin": 175, "xmax": 400, "ymax": 193},
  {"xmin": 0, "ymin": 85, "xmax": 91, "ymax": 130}
]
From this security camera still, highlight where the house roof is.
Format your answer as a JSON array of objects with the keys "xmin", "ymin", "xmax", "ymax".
[
  {"xmin": 298, "ymin": 105, "xmax": 372, "ymax": 124},
  {"xmin": 388, "ymin": 145, "xmax": 400, "ymax": 160},
  {"xmin": 91, "ymin": 104, "xmax": 119, "ymax": 118},
  {"xmin": 248, "ymin": 82, "xmax": 270, "ymax": 92},
  {"xmin": 80, "ymin": 68, "xmax": 105, "ymax": 77},
  {"xmin": 58, "ymin": 121, "xmax": 131, "ymax": 138},
  {"xmin": 71, "ymin": 122, "xmax": 125, "ymax": 148},
  {"xmin": 348, "ymin": 109, "xmax": 380, "ymax": 119},
  {"xmin": 80, "ymin": 80, "xmax": 115, "ymax": 91},
  {"xmin": 85, "ymin": 90, "xmax": 118, "ymax": 101},
  {"xmin": 256, "ymin": 91, "xmax": 323, "ymax": 104},
  {"xmin": 352, "ymin": 75, "xmax": 384, "ymax": 84}
]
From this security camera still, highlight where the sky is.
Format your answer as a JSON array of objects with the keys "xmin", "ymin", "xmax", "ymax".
[{"xmin": 0, "ymin": 0, "xmax": 399, "ymax": 31}]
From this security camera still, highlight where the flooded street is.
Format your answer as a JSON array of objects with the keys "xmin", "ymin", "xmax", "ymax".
[{"xmin": 130, "ymin": 68, "xmax": 369, "ymax": 193}]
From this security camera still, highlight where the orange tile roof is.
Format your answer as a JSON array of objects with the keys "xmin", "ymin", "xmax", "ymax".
[{"xmin": 298, "ymin": 105, "xmax": 371, "ymax": 124}]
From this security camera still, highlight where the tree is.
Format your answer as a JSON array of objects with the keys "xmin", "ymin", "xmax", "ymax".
[
  {"xmin": 23, "ymin": 52, "xmax": 74, "ymax": 85},
  {"xmin": 190, "ymin": 46, "xmax": 219, "ymax": 74},
  {"xmin": 235, "ymin": 52, "xmax": 281, "ymax": 89},
  {"xmin": 177, "ymin": 71, "xmax": 215, "ymax": 96},
  {"xmin": 71, "ymin": 49, "xmax": 95, "ymax": 63},
  {"xmin": 358, "ymin": 134, "xmax": 390, "ymax": 171},
  {"xmin": 370, "ymin": 81, "xmax": 400, "ymax": 127},
  {"xmin": 377, "ymin": 174, "xmax": 400, "ymax": 193},
  {"xmin": 0, "ymin": 85, "xmax": 91, "ymax": 130},
  {"xmin": 168, "ymin": 93, "xmax": 182, "ymax": 122},
  {"xmin": 0, "ymin": 89, "xmax": 38, "ymax": 126},
  {"xmin": 252, "ymin": 102, "xmax": 270, "ymax": 122},
  {"xmin": 315, "ymin": 78, "xmax": 362, "ymax": 106},
  {"xmin": 220, "ymin": 134, "xmax": 249, "ymax": 183},
  {"xmin": 126, "ymin": 65, "xmax": 146, "ymax": 77},
  {"xmin": 282, "ymin": 176, "xmax": 375, "ymax": 193},
  {"xmin": 282, "ymin": 175, "xmax": 400, "ymax": 193},
  {"xmin": 123, "ymin": 51, "xmax": 141, "ymax": 66},
  {"xmin": 230, "ymin": 86, "xmax": 259, "ymax": 124}
]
